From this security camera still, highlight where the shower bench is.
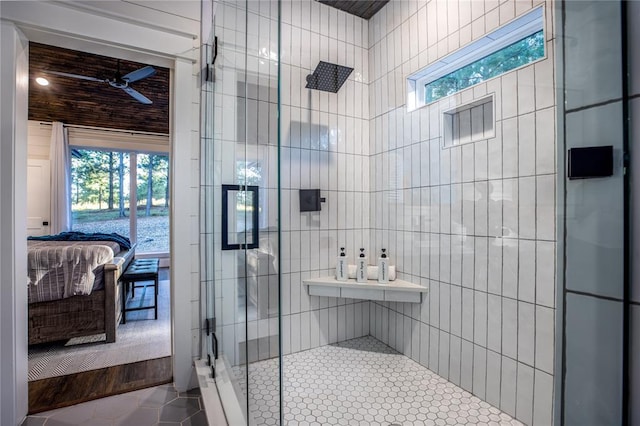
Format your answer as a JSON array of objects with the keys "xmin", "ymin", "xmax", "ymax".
[{"xmin": 303, "ymin": 276, "xmax": 428, "ymax": 303}]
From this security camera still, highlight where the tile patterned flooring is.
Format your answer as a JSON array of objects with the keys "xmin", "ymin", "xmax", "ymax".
[
  {"xmin": 235, "ymin": 336, "xmax": 523, "ymax": 426},
  {"xmin": 23, "ymin": 384, "xmax": 207, "ymax": 426},
  {"xmin": 25, "ymin": 336, "xmax": 524, "ymax": 426}
]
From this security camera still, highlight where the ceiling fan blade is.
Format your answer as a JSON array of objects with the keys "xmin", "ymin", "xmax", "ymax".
[
  {"xmin": 122, "ymin": 66, "xmax": 156, "ymax": 83},
  {"xmin": 122, "ymin": 86, "xmax": 153, "ymax": 104},
  {"xmin": 46, "ymin": 70, "xmax": 104, "ymax": 82}
]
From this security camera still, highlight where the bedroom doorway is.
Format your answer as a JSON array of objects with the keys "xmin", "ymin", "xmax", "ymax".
[
  {"xmin": 1, "ymin": 2, "xmax": 199, "ymax": 422},
  {"xmin": 25, "ymin": 45, "xmax": 174, "ymax": 413}
]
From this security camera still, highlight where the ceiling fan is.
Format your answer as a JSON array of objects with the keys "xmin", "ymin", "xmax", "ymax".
[{"xmin": 46, "ymin": 60, "xmax": 157, "ymax": 105}]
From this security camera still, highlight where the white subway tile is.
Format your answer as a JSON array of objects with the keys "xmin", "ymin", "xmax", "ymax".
[
  {"xmin": 449, "ymin": 335, "xmax": 462, "ymax": 385},
  {"xmin": 518, "ymin": 112, "xmax": 536, "ymax": 176},
  {"xmin": 475, "ymin": 182, "xmax": 488, "ymax": 237},
  {"xmin": 516, "ymin": 363, "xmax": 535, "ymax": 425},
  {"xmin": 536, "ymin": 174, "xmax": 555, "ymax": 240},
  {"xmin": 487, "ymin": 294, "xmax": 502, "ymax": 352},
  {"xmin": 533, "ymin": 370, "xmax": 554, "ymax": 426},
  {"xmin": 474, "ymin": 291, "xmax": 488, "ymax": 346},
  {"xmin": 486, "ymin": 350, "xmax": 502, "ymax": 406},
  {"xmin": 518, "ymin": 302, "xmax": 535, "ymax": 366},
  {"xmin": 440, "ymin": 283, "xmax": 451, "ymax": 332},
  {"xmin": 411, "ymin": 318, "xmax": 420, "ymax": 362},
  {"xmin": 502, "ymin": 118, "xmax": 518, "ymax": 178},
  {"xmin": 535, "ymin": 46, "xmax": 555, "ymax": 111},
  {"xmin": 473, "ymin": 345, "xmax": 487, "ymax": 399},
  {"xmin": 502, "ymin": 178, "xmax": 519, "ymax": 239},
  {"xmin": 439, "ymin": 331, "xmax": 450, "ymax": 378},
  {"xmin": 536, "ymin": 241, "xmax": 556, "ymax": 308},
  {"xmin": 418, "ymin": 322, "xmax": 430, "ymax": 367},
  {"xmin": 502, "ymin": 297, "xmax": 518, "ymax": 359},
  {"xmin": 536, "ymin": 305, "xmax": 555, "ymax": 374},
  {"xmin": 519, "ymin": 177, "xmax": 536, "ymax": 240},
  {"xmin": 487, "ymin": 122, "xmax": 503, "ymax": 179},
  {"xmin": 502, "ymin": 242, "xmax": 518, "ymax": 299},
  {"xmin": 501, "ymin": 72, "xmax": 518, "ymax": 120},
  {"xmin": 462, "ymin": 288, "xmax": 474, "ymax": 341},
  {"xmin": 461, "ymin": 339, "xmax": 474, "ymax": 392},
  {"xmin": 500, "ymin": 356, "xmax": 518, "ymax": 417},
  {"xmin": 535, "ymin": 107, "xmax": 556, "ymax": 175},
  {"xmin": 518, "ymin": 240, "xmax": 536, "ymax": 303},
  {"xmin": 488, "ymin": 180, "xmax": 503, "ymax": 238},
  {"xmin": 517, "ymin": 66, "xmax": 536, "ymax": 115},
  {"xmin": 428, "ymin": 325, "xmax": 439, "ymax": 371},
  {"xmin": 475, "ymin": 140, "xmax": 488, "ymax": 181}
]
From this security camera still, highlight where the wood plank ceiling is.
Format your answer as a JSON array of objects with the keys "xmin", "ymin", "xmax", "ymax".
[
  {"xmin": 29, "ymin": 42, "xmax": 170, "ymax": 134},
  {"xmin": 316, "ymin": 0, "xmax": 390, "ymax": 20}
]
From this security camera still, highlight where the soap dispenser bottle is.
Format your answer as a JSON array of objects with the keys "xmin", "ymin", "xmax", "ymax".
[
  {"xmin": 356, "ymin": 248, "xmax": 367, "ymax": 283},
  {"xmin": 378, "ymin": 248, "xmax": 389, "ymax": 284},
  {"xmin": 336, "ymin": 247, "xmax": 348, "ymax": 281}
]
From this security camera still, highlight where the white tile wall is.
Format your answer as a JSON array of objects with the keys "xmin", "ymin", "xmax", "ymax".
[{"xmin": 367, "ymin": 1, "xmax": 557, "ymax": 425}]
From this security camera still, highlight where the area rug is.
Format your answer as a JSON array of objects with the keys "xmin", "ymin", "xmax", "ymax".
[{"xmin": 28, "ymin": 279, "xmax": 171, "ymax": 381}]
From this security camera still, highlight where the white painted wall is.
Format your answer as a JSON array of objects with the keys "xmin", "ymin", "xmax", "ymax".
[
  {"xmin": 0, "ymin": 1, "xmax": 201, "ymax": 423},
  {"xmin": 27, "ymin": 121, "xmax": 51, "ymax": 160}
]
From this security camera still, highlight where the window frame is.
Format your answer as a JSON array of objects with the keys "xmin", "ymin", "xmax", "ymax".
[
  {"xmin": 69, "ymin": 140, "xmax": 170, "ymax": 256},
  {"xmin": 406, "ymin": 6, "xmax": 546, "ymax": 111}
]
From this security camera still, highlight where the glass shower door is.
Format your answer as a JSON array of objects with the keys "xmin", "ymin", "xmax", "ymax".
[{"xmin": 202, "ymin": 0, "xmax": 281, "ymax": 424}]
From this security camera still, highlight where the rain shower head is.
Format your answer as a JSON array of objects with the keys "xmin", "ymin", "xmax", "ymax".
[{"xmin": 305, "ymin": 61, "xmax": 353, "ymax": 93}]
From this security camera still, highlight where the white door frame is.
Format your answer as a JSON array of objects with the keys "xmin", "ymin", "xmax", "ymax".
[
  {"xmin": 0, "ymin": 3, "xmax": 198, "ymax": 424},
  {"xmin": 0, "ymin": 20, "xmax": 30, "ymax": 426}
]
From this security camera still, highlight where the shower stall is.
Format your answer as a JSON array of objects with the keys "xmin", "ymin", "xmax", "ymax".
[{"xmin": 200, "ymin": 0, "xmax": 557, "ymax": 425}]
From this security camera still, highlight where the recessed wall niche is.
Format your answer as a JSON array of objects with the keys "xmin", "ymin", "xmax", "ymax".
[{"xmin": 441, "ymin": 94, "xmax": 495, "ymax": 148}]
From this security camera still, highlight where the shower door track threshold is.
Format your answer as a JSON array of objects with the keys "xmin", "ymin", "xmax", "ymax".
[
  {"xmin": 303, "ymin": 276, "xmax": 428, "ymax": 303},
  {"xmin": 196, "ymin": 356, "xmax": 251, "ymax": 426}
]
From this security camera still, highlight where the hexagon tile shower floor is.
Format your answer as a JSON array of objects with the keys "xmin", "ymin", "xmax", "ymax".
[{"xmin": 233, "ymin": 336, "xmax": 523, "ymax": 426}]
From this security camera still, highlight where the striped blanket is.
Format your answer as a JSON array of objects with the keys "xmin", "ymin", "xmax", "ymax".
[{"xmin": 27, "ymin": 240, "xmax": 118, "ymax": 303}]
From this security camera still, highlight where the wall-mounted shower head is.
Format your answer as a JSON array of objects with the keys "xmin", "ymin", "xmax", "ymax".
[{"xmin": 305, "ymin": 61, "xmax": 353, "ymax": 93}]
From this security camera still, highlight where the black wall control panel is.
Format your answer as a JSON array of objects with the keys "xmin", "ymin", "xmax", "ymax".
[
  {"xmin": 300, "ymin": 189, "xmax": 324, "ymax": 212},
  {"xmin": 567, "ymin": 146, "xmax": 614, "ymax": 179}
]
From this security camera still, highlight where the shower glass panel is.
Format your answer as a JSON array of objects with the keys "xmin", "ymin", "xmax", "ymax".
[{"xmin": 204, "ymin": 0, "xmax": 281, "ymax": 424}]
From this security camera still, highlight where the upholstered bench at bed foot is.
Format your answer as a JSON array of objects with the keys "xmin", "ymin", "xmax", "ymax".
[{"xmin": 120, "ymin": 258, "xmax": 159, "ymax": 324}]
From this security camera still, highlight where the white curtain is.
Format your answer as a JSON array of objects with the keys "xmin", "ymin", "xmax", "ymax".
[{"xmin": 49, "ymin": 122, "xmax": 71, "ymax": 234}]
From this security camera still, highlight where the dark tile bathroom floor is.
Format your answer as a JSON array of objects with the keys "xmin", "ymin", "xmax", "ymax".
[{"xmin": 22, "ymin": 384, "xmax": 208, "ymax": 426}]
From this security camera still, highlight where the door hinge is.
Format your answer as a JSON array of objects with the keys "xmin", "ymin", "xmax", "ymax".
[{"xmin": 204, "ymin": 317, "xmax": 216, "ymax": 336}]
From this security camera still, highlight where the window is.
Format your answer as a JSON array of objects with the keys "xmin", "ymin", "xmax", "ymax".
[
  {"xmin": 426, "ymin": 31, "xmax": 544, "ymax": 103},
  {"xmin": 407, "ymin": 7, "xmax": 545, "ymax": 111},
  {"xmin": 71, "ymin": 148, "xmax": 170, "ymax": 254}
]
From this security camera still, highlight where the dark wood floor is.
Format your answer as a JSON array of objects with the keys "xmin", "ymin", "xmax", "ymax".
[{"xmin": 28, "ymin": 356, "xmax": 172, "ymax": 414}]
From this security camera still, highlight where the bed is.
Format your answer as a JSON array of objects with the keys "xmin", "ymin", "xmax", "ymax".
[{"xmin": 27, "ymin": 236, "xmax": 135, "ymax": 345}]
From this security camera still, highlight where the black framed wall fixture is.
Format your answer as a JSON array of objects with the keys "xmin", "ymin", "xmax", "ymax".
[
  {"xmin": 567, "ymin": 145, "xmax": 614, "ymax": 179},
  {"xmin": 221, "ymin": 184, "xmax": 259, "ymax": 250}
]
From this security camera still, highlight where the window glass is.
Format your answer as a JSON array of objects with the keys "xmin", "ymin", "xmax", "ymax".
[
  {"xmin": 406, "ymin": 7, "xmax": 545, "ymax": 111},
  {"xmin": 136, "ymin": 153, "xmax": 170, "ymax": 253},
  {"xmin": 70, "ymin": 149, "xmax": 170, "ymax": 254},
  {"xmin": 71, "ymin": 149, "xmax": 131, "ymax": 240},
  {"xmin": 426, "ymin": 30, "xmax": 545, "ymax": 103}
]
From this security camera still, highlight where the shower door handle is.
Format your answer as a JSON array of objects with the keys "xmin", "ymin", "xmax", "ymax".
[
  {"xmin": 212, "ymin": 332, "xmax": 219, "ymax": 360},
  {"xmin": 209, "ymin": 332, "xmax": 219, "ymax": 379}
]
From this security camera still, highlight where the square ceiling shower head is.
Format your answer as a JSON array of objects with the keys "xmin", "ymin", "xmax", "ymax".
[{"xmin": 305, "ymin": 61, "xmax": 354, "ymax": 93}]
